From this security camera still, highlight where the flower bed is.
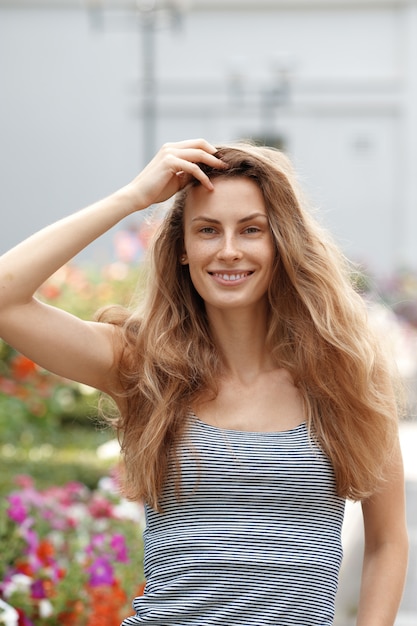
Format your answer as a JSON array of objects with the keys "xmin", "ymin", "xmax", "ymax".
[{"xmin": 0, "ymin": 473, "xmax": 144, "ymax": 626}]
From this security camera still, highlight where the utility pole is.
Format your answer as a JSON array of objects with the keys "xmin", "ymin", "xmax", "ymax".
[
  {"xmin": 140, "ymin": 5, "xmax": 157, "ymax": 165},
  {"xmin": 85, "ymin": 0, "xmax": 188, "ymax": 167}
]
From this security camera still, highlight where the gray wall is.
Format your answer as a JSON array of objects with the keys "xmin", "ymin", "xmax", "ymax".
[{"xmin": 1, "ymin": 0, "xmax": 416, "ymax": 272}]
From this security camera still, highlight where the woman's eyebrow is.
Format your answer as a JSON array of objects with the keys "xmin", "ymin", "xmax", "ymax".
[
  {"xmin": 237, "ymin": 212, "xmax": 268, "ymax": 223},
  {"xmin": 191, "ymin": 212, "xmax": 268, "ymax": 224}
]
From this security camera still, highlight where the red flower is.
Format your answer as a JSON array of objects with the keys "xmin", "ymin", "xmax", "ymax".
[
  {"xmin": 36, "ymin": 539, "xmax": 55, "ymax": 565},
  {"xmin": 86, "ymin": 581, "xmax": 127, "ymax": 626},
  {"xmin": 11, "ymin": 354, "xmax": 37, "ymax": 380},
  {"xmin": 59, "ymin": 599, "xmax": 84, "ymax": 626},
  {"xmin": 16, "ymin": 607, "xmax": 35, "ymax": 626},
  {"xmin": 14, "ymin": 560, "xmax": 34, "ymax": 577}
]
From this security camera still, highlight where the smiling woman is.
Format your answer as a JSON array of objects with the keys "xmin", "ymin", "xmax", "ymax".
[
  {"xmin": 181, "ymin": 177, "xmax": 275, "ymax": 315},
  {"xmin": 0, "ymin": 139, "xmax": 409, "ymax": 625}
]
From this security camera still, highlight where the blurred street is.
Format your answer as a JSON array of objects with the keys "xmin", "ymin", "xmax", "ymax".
[{"xmin": 335, "ymin": 420, "xmax": 417, "ymax": 626}]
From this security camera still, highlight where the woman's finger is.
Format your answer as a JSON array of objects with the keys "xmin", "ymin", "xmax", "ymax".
[{"xmin": 163, "ymin": 148, "xmax": 227, "ymax": 189}]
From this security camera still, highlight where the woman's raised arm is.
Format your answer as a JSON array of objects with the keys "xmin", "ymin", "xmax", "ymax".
[{"xmin": 0, "ymin": 139, "xmax": 225, "ymax": 394}]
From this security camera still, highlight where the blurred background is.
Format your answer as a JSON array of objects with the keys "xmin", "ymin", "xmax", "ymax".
[
  {"xmin": 1, "ymin": 0, "xmax": 417, "ymax": 275},
  {"xmin": 0, "ymin": 1, "xmax": 417, "ymax": 625}
]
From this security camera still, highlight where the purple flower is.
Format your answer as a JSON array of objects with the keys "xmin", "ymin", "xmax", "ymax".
[
  {"xmin": 111, "ymin": 534, "xmax": 129, "ymax": 563},
  {"xmin": 88, "ymin": 556, "xmax": 114, "ymax": 587},
  {"xmin": 7, "ymin": 494, "xmax": 28, "ymax": 523},
  {"xmin": 30, "ymin": 579, "xmax": 46, "ymax": 599}
]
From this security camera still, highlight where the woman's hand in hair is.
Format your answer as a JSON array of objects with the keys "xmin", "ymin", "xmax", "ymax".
[{"xmin": 124, "ymin": 139, "xmax": 227, "ymax": 211}]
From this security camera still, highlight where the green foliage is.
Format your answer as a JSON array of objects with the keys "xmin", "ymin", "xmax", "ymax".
[
  {"xmin": 0, "ymin": 425, "xmax": 114, "ymax": 498},
  {"xmin": 0, "ymin": 320, "xmax": 102, "ymax": 445}
]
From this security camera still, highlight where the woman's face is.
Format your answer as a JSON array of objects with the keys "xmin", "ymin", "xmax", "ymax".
[{"xmin": 182, "ymin": 177, "xmax": 275, "ymax": 315}]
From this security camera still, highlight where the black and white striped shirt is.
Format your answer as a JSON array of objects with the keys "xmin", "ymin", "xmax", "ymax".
[{"xmin": 122, "ymin": 417, "xmax": 345, "ymax": 625}]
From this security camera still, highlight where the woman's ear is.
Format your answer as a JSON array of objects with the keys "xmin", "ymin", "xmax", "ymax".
[{"xmin": 180, "ymin": 253, "xmax": 188, "ymax": 265}]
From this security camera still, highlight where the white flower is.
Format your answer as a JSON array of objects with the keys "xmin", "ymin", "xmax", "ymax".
[
  {"xmin": 38, "ymin": 599, "xmax": 54, "ymax": 619},
  {"xmin": 2, "ymin": 573, "xmax": 32, "ymax": 598},
  {"xmin": 0, "ymin": 599, "xmax": 19, "ymax": 626}
]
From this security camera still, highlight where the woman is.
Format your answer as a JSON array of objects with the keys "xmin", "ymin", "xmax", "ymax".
[{"xmin": 0, "ymin": 139, "xmax": 408, "ymax": 625}]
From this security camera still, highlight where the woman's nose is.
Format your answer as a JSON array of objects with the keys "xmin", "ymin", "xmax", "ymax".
[{"xmin": 216, "ymin": 234, "xmax": 242, "ymax": 261}]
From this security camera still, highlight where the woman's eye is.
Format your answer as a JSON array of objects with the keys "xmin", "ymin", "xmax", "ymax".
[
  {"xmin": 244, "ymin": 227, "xmax": 261, "ymax": 234},
  {"xmin": 200, "ymin": 227, "xmax": 216, "ymax": 234}
]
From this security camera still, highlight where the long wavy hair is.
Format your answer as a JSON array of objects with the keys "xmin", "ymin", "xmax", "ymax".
[{"xmin": 97, "ymin": 142, "xmax": 399, "ymax": 511}]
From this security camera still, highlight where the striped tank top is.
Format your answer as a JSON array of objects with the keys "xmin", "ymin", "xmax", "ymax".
[{"xmin": 122, "ymin": 416, "xmax": 345, "ymax": 625}]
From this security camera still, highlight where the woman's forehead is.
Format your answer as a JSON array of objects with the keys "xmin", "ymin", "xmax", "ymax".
[{"xmin": 184, "ymin": 176, "xmax": 266, "ymax": 218}]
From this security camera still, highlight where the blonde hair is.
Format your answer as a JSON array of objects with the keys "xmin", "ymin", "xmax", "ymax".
[{"xmin": 97, "ymin": 143, "xmax": 399, "ymax": 510}]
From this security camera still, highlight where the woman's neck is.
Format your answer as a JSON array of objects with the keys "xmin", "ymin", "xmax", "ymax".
[{"xmin": 206, "ymin": 303, "xmax": 274, "ymax": 383}]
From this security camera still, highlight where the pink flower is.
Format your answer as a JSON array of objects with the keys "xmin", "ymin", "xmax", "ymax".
[
  {"xmin": 0, "ymin": 376, "xmax": 18, "ymax": 394},
  {"xmin": 88, "ymin": 556, "xmax": 114, "ymax": 587},
  {"xmin": 7, "ymin": 494, "xmax": 28, "ymax": 523},
  {"xmin": 22, "ymin": 527, "xmax": 38, "ymax": 553},
  {"xmin": 87, "ymin": 533, "xmax": 106, "ymax": 554},
  {"xmin": 88, "ymin": 496, "xmax": 114, "ymax": 519},
  {"xmin": 14, "ymin": 475, "xmax": 34, "ymax": 489},
  {"xmin": 111, "ymin": 534, "xmax": 129, "ymax": 563},
  {"xmin": 114, "ymin": 229, "xmax": 142, "ymax": 263}
]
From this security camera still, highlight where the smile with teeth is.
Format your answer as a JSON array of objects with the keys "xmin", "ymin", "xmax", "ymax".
[{"xmin": 210, "ymin": 271, "xmax": 253, "ymax": 282}]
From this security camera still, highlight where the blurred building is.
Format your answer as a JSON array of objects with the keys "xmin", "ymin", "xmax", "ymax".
[{"xmin": 0, "ymin": 0, "xmax": 416, "ymax": 274}]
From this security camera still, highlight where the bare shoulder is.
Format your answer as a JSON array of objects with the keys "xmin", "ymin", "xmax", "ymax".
[{"xmin": 81, "ymin": 319, "xmax": 128, "ymax": 396}]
